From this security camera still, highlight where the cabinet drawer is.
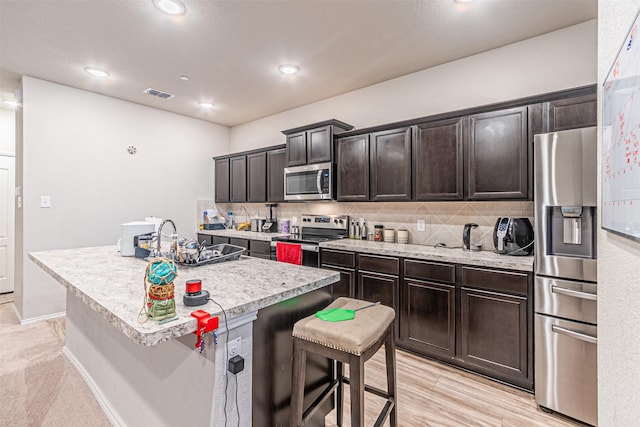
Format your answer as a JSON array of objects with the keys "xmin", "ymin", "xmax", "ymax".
[
  {"xmin": 404, "ymin": 260, "xmax": 455, "ymax": 284},
  {"xmin": 250, "ymin": 240, "xmax": 272, "ymax": 255},
  {"xmin": 358, "ymin": 254, "xmax": 399, "ymax": 275},
  {"xmin": 197, "ymin": 234, "xmax": 213, "ymax": 246},
  {"xmin": 210, "ymin": 235, "xmax": 230, "ymax": 246},
  {"xmin": 321, "ymin": 249, "xmax": 355, "ymax": 268},
  {"xmin": 461, "ymin": 266, "xmax": 529, "ymax": 297}
]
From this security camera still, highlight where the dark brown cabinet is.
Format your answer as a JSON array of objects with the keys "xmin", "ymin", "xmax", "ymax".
[
  {"xmin": 214, "ymin": 144, "xmax": 285, "ymax": 203},
  {"xmin": 321, "ymin": 249, "xmax": 356, "ymax": 300},
  {"xmin": 229, "ymin": 156, "xmax": 247, "ymax": 202},
  {"xmin": 266, "ymin": 148, "xmax": 286, "ymax": 202},
  {"xmin": 412, "ymin": 118, "xmax": 464, "ymax": 200},
  {"xmin": 400, "ymin": 260, "xmax": 456, "ymax": 360},
  {"xmin": 249, "ymin": 240, "xmax": 272, "ymax": 259},
  {"xmin": 459, "ymin": 266, "xmax": 532, "ymax": 390},
  {"xmin": 336, "ymin": 134, "xmax": 370, "ymax": 201},
  {"xmin": 357, "ymin": 254, "xmax": 400, "ymax": 337},
  {"xmin": 285, "ymin": 131, "xmax": 307, "ymax": 166},
  {"xmin": 544, "ymin": 93, "xmax": 597, "ymax": 132},
  {"xmin": 197, "ymin": 234, "xmax": 229, "ymax": 246},
  {"xmin": 247, "ymin": 152, "xmax": 266, "ymax": 202},
  {"xmin": 467, "ymin": 106, "xmax": 528, "ymax": 200},
  {"xmin": 370, "ymin": 127, "xmax": 412, "ymax": 201},
  {"xmin": 283, "ymin": 120, "xmax": 354, "ymax": 166},
  {"xmin": 214, "ymin": 158, "xmax": 230, "ymax": 203}
]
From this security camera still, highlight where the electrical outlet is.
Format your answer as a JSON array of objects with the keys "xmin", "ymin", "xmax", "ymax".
[
  {"xmin": 40, "ymin": 195, "xmax": 51, "ymax": 208},
  {"xmin": 417, "ymin": 219, "xmax": 426, "ymax": 232},
  {"xmin": 228, "ymin": 337, "xmax": 241, "ymax": 358}
]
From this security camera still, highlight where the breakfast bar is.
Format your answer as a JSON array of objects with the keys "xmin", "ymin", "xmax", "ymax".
[{"xmin": 29, "ymin": 246, "xmax": 339, "ymax": 427}]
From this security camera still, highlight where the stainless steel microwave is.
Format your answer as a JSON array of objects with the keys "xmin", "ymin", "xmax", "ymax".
[{"xmin": 284, "ymin": 162, "xmax": 333, "ymax": 201}]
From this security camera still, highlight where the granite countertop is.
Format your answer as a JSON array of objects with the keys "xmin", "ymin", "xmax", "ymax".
[
  {"xmin": 197, "ymin": 229, "xmax": 290, "ymax": 242},
  {"xmin": 319, "ymin": 239, "xmax": 534, "ymax": 272},
  {"xmin": 29, "ymin": 246, "xmax": 338, "ymax": 346}
]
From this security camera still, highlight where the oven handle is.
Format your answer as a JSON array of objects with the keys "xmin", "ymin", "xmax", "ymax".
[
  {"xmin": 551, "ymin": 325, "xmax": 597, "ymax": 344},
  {"xmin": 270, "ymin": 241, "xmax": 319, "ymax": 253},
  {"xmin": 551, "ymin": 285, "xmax": 597, "ymax": 301},
  {"xmin": 317, "ymin": 170, "xmax": 322, "ymax": 194}
]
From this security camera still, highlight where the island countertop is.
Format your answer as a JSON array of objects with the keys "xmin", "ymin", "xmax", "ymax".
[{"xmin": 29, "ymin": 246, "xmax": 339, "ymax": 346}]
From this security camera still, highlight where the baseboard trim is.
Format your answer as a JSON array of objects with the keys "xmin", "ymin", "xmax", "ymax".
[
  {"xmin": 62, "ymin": 346, "xmax": 124, "ymax": 427},
  {"xmin": 19, "ymin": 310, "xmax": 66, "ymax": 325}
]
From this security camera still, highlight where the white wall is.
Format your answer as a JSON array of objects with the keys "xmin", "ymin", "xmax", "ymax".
[
  {"xmin": 16, "ymin": 77, "xmax": 229, "ymax": 321},
  {"xmin": 229, "ymin": 20, "xmax": 597, "ymax": 152},
  {"xmin": 598, "ymin": 2, "xmax": 640, "ymax": 426},
  {"xmin": 0, "ymin": 108, "xmax": 15, "ymax": 154}
]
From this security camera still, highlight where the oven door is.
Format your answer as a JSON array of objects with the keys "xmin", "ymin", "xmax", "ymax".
[{"xmin": 284, "ymin": 162, "xmax": 332, "ymax": 201}]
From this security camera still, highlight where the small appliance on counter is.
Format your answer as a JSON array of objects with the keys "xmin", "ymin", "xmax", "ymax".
[
  {"xmin": 493, "ymin": 217, "xmax": 534, "ymax": 256},
  {"xmin": 119, "ymin": 221, "xmax": 156, "ymax": 257},
  {"xmin": 462, "ymin": 223, "xmax": 481, "ymax": 251},
  {"xmin": 262, "ymin": 203, "xmax": 278, "ymax": 233}
]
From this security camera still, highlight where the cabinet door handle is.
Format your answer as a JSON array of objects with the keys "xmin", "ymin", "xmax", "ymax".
[
  {"xmin": 551, "ymin": 325, "xmax": 597, "ymax": 344},
  {"xmin": 551, "ymin": 285, "xmax": 597, "ymax": 301}
]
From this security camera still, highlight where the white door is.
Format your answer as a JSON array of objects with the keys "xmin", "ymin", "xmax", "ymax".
[{"xmin": 0, "ymin": 155, "xmax": 15, "ymax": 293}]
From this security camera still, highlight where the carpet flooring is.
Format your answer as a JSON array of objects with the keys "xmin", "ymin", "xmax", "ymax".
[{"xmin": 0, "ymin": 294, "xmax": 111, "ymax": 426}]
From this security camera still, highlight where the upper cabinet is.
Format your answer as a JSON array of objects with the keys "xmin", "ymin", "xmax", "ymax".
[
  {"xmin": 467, "ymin": 106, "xmax": 528, "ymax": 200},
  {"xmin": 266, "ymin": 148, "xmax": 286, "ymax": 202},
  {"xmin": 337, "ymin": 134, "xmax": 370, "ymax": 201},
  {"xmin": 247, "ymin": 152, "xmax": 266, "ymax": 202},
  {"xmin": 544, "ymin": 93, "xmax": 597, "ymax": 132},
  {"xmin": 215, "ymin": 158, "xmax": 230, "ymax": 203},
  {"xmin": 214, "ymin": 145, "xmax": 286, "ymax": 204},
  {"xmin": 370, "ymin": 127, "xmax": 412, "ymax": 201},
  {"xmin": 282, "ymin": 119, "xmax": 354, "ymax": 166},
  {"xmin": 229, "ymin": 155, "xmax": 247, "ymax": 202},
  {"xmin": 413, "ymin": 117, "xmax": 464, "ymax": 201}
]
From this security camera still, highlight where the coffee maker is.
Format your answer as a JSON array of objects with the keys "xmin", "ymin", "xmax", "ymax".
[{"xmin": 262, "ymin": 204, "xmax": 278, "ymax": 232}]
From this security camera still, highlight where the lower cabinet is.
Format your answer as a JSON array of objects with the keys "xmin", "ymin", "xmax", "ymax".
[
  {"xmin": 320, "ymin": 249, "xmax": 356, "ymax": 300},
  {"xmin": 320, "ymin": 248, "xmax": 533, "ymax": 391},
  {"xmin": 249, "ymin": 240, "xmax": 272, "ymax": 259}
]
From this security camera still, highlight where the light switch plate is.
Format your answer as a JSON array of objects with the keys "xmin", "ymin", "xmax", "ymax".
[
  {"xmin": 40, "ymin": 195, "xmax": 51, "ymax": 208},
  {"xmin": 417, "ymin": 219, "xmax": 426, "ymax": 232}
]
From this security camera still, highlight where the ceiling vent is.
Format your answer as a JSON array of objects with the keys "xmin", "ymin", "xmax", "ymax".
[{"xmin": 143, "ymin": 87, "xmax": 174, "ymax": 100}]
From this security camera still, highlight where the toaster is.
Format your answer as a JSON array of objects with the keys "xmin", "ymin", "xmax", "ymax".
[{"xmin": 493, "ymin": 217, "xmax": 534, "ymax": 256}]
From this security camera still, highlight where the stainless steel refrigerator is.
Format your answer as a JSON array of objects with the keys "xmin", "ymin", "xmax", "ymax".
[{"xmin": 534, "ymin": 127, "xmax": 598, "ymax": 426}]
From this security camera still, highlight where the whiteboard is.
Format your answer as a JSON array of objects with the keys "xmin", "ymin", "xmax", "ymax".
[{"xmin": 602, "ymin": 8, "xmax": 640, "ymax": 241}]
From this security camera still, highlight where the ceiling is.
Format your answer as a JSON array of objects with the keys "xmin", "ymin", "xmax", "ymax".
[{"xmin": 0, "ymin": 0, "xmax": 597, "ymax": 127}]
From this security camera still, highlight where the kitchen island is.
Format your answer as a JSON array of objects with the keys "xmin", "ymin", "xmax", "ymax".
[{"xmin": 29, "ymin": 246, "xmax": 339, "ymax": 427}]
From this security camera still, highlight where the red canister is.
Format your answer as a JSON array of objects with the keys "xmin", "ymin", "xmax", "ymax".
[{"xmin": 185, "ymin": 279, "xmax": 202, "ymax": 295}]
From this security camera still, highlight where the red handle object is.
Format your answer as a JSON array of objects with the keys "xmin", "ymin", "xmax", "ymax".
[
  {"xmin": 186, "ymin": 279, "xmax": 202, "ymax": 295},
  {"xmin": 191, "ymin": 310, "xmax": 219, "ymax": 350}
]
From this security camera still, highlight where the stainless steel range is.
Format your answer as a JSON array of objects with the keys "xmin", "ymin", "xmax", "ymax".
[
  {"xmin": 534, "ymin": 127, "xmax": 597, "ymax": 426},
  {"xmin": 271, "ymin": 214, "xmax": 349, "ymax": 267}
]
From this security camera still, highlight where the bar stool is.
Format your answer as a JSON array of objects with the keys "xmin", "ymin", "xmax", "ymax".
[{"xmin": 290, "ymin": 297, "xmax": 397, "ymax": 427}]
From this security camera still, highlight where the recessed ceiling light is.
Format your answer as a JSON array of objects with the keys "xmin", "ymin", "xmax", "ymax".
[
  {"xmin": 179, "ymin": 75, "xmax": 190, "ymax": 81},
  {"xmin": 454, "ymin": 0, "xmax": 475, "ymax": 3},
  {"xmin": 199, "ymin": 102, "xmax": 215, "ymax": 109},
  {"xmin": 153, "ymin": 0, "xmax": 186, "ymax": 15},
  {"xmin": 279, "ymin": 64, "xmax": 300, "ymax": 75},
  {"xmin": 84, "ymin": 67, "xmax": 110, "ymax": 78}
]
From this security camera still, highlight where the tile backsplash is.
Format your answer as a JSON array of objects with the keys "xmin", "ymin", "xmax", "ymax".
[{"xmin": 199, "ymin": 200, "xmax": 533, "ymax": 251}]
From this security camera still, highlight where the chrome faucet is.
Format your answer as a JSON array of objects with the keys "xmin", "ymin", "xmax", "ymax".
[{"xmin": 156, "ymin": 219, "xmax": 177, "ymax": 257}]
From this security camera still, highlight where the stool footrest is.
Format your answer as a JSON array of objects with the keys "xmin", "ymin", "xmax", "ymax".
[
  {"xmin": 302, "ymin": 378, "xmax": 339, "ymax": 424},
  {"xmin": 341, "ymin": 376, "xmax": 392, "ymax": 400}
]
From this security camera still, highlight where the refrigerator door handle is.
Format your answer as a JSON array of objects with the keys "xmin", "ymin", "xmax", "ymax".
[
  {"xmin": 551, "ymin": 285, "xmax": 597, "ymax": 301},
  {"xmin": 551, "ymin": 324, "xmax": 597, "ymax": 344}
]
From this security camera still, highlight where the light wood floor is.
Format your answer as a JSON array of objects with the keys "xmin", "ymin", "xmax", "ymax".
[{"xmin": 325, "ymin": 348, "xmax": 584, "ymax": 427}]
